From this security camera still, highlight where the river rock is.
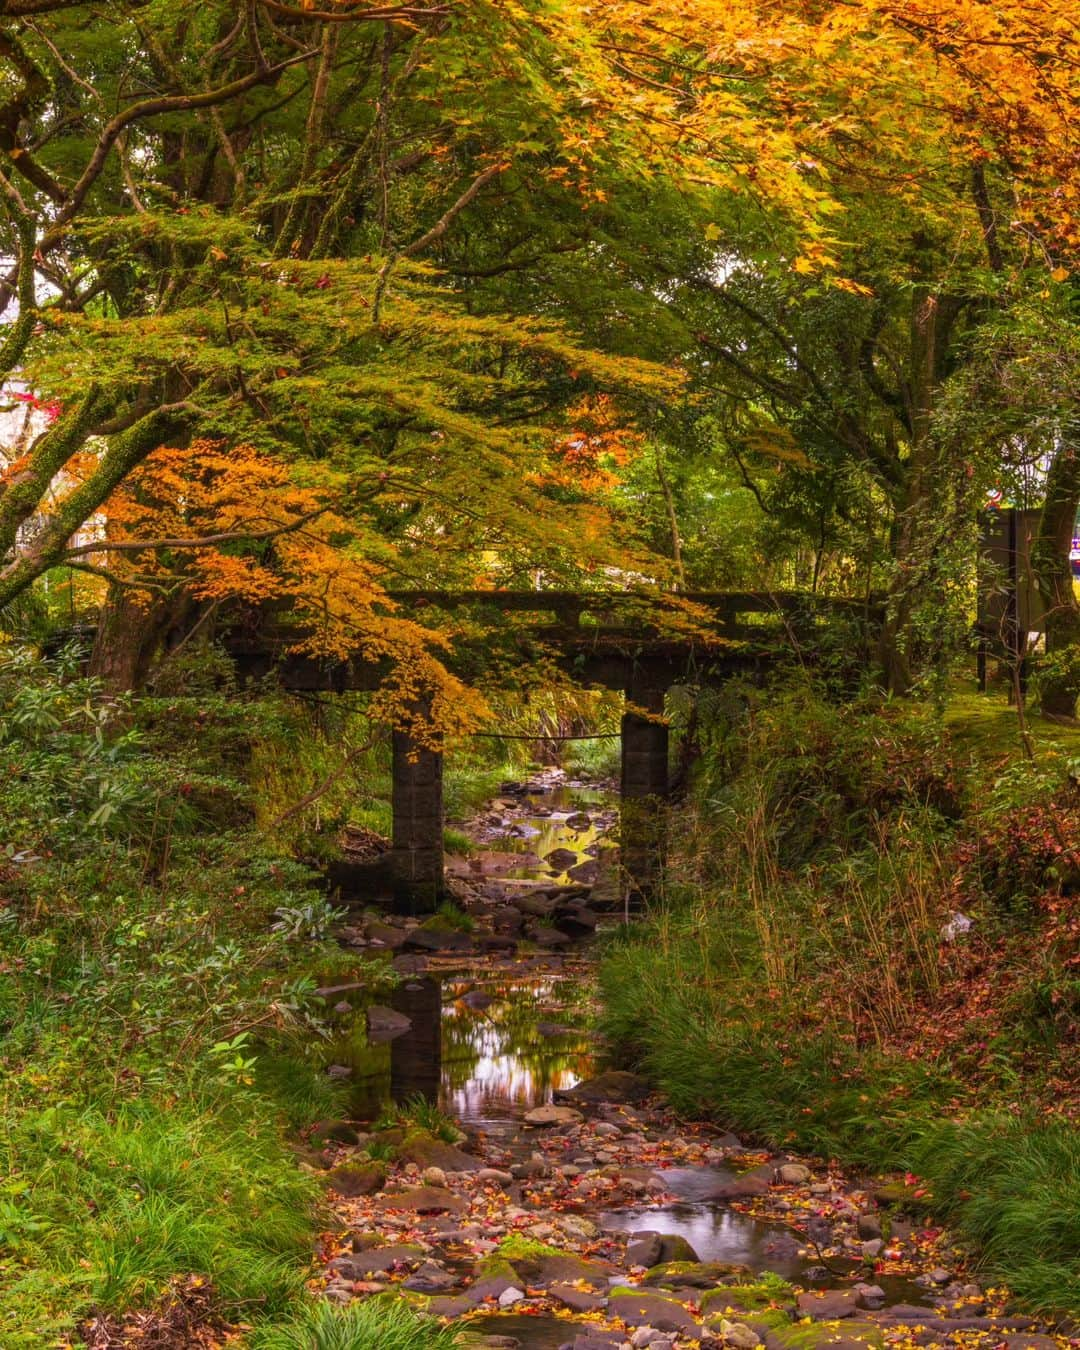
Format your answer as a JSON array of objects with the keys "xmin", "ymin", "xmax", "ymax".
[
  {"xmin": 797, "ymin": 1289, "xmax": 860, "ymax": 1320},
  {"xmin": 524, "ymin": 1104, "xmax": 583, "ymax": 1127},
  {"xmin": 609, "ymin": 1292, "xmax": 703, "ymax": 1335},
  {"xmin": 398, "ymin": 1133, "xmax": 482, "ymax": 1173},
  {"xmin": 855, "ymin": 1282, "xmax": 887, "ymax": 1310},
  {"xmin": 365, "ymin": 920, "xmax": 407, "ymax": 948},
  {"xmin": 529, "ymin": 925, "xmax": 572, "ymax": 948},
  {"xmin": 544, "ymin": 847, "xmax": 580, "ymax": 870},
  {"xmin": 643, "ymin": 1259, "xmax": 750, "ymax": 1288},
  {"xmin": 331, "ymin": 1244, "xmax": 424, "ymax": 1276},
  {"xmin": 550, "ymin": 1282, "xmax": 607, "ymax": 1312},
  {"xmin": 478, "ymin": 1167, "xmax": 514, "ymax": 1185},
  {"xmin": 554, "ymin": 904, "xmax": 598, "ymax": 936},
  {"xmin": 514, "ymin": 893, "xmax": 559, "ymax": 918},
  {"xmin": 403, "ymin": 1261, "xmax": 457, "ymax": 1292},
  {"xmin": 702, "ymin": 1173, "xmax": 771, "ymax": 1200},
  {"xmin": 373, "ymin": 1185, "xmax": 467, "ymax": 1214},
  {"xmin": 565, "ymin": 811, "xmax": 592, "ymax": 828},
  {"xmin": 857, "ymin": 1212, "xmax": 882, "ymax": 1239},
  {"xmin": 776, "ymin": 1163, "xmax": 812, "ymax": 1184},
  {"xmin": 498, "ymin": 1286, "xmax": 525, "ymax": 1307}
]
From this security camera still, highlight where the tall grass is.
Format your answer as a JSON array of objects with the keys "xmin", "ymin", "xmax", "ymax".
[
  {"xmin": 251, "ymin": 1298, "xmax": 473, "ymax": 1350},
  {"xmin": 599, "ymin": 678, "xmax": 1080, "ymax": 1316}
]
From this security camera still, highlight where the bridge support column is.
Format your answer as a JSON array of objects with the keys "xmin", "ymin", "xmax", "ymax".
[
  {"xmin": 391, "ymin": 717, "xmax": 444, "ymax": 914},
  {"xmin": 620, "ymin": 685, "xmax": 669, "ymax": 903}
]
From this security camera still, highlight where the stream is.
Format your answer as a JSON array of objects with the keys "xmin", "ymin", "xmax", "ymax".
[{"xmin": 307, "ymin": 774, "xmax": 1064, "ymax": 1350}]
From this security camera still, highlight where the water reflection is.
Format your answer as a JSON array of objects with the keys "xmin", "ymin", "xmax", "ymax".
[
  {"xmin": 341, "ymin": 973, "xmax": 594, "ymax": 1124},
  {"xmin": 600, "ymin": 1202, "xmax": 809, "ymax": 1280},
  {"xmin": 389, "ymin": 977, "xmax": 441, "ymax": 1104}
]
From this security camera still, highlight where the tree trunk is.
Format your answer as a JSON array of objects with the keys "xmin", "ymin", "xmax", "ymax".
[
  {"xmin": 1033, "ymin": 444, "xmax": 1080, "ymax": 718},
  {"xmin": 89, "ymin": 585, "xmax": 189, "ymax": 693}
]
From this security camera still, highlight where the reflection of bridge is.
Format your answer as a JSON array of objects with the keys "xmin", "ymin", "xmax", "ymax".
[{"xmin": 229, "ymin": 590, "xmax": 880, "ymax": 910}]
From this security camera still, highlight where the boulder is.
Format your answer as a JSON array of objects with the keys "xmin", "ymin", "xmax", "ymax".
[{"xmin": 626, "ymin": 1233, "xmax": 663, "ymax": 1268}]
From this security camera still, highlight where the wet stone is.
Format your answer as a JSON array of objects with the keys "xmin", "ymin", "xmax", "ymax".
[
  {"xmin": 549, "ymin": 1282, "xmax": 607, "ymax": 1312},
  {"xmin": 797, "ymin": 1289, "xmax": 860, "ymax": 1320},
  {"xmin": 608, "ymin": 1291, "xmax": 703, "ymax": 1335},
  {"xmin": 373, "ymin": 1185, "xmax": 467, "ymax": 1214}
]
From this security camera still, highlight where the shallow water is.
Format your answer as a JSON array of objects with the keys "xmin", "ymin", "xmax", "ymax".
[
  {"xmin": 339, "ymin": 969, "xmax": 596, "ymax": 1125},
  {"xmin": 488, "ymin": 784, "xmax": 616, "ymax": 883},
  {"xmin": 599, "ymin": 1200, "xmax": 811, "ymax": 1280}
]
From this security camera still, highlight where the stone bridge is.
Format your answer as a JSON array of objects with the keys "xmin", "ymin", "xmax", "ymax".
[{"xmin": 228, "ymin": 589, "xmax": 879, "ymax": 910}]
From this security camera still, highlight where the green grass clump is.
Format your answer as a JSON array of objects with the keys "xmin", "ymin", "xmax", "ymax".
[
  {"xmin": 374, "ymin": 1094, "xmax": 461, "ymax": 1143},
  {"xmin": 251, "ymin": 1296, "xmax": 471, "ymax": 1349}
]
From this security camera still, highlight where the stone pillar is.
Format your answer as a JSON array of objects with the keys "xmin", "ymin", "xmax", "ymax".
[
  {"xmin": 620, "ymin": 684, "xmax": 669, "ymax": 903},
  {"xmin": 391, "ymin": 720, "xmax": 444, "ymax": 914}
]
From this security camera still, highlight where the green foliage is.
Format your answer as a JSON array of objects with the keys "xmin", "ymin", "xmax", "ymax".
[{"xmin": 250, "ymin": 1297, "xmax": 471, "ymax": 1350}]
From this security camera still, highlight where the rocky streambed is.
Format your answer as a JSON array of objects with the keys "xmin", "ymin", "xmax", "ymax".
[{"xmin": 298, "ymin": 774, "xmax": 1071, "ymax": 1350}]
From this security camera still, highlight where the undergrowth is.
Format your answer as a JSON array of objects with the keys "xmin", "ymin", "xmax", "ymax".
[
  {"xmin": 0, "ymin": 646, "xmax": 391, "ymax": 1344},
  {"xmin": 600, "ymin": 677, "xmax": 1080, "ymax": 1317}
]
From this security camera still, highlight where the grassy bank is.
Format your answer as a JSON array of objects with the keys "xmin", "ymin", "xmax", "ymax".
[
  {"xmin": 600, "ymin": 679, "xmax": 1080, "ymax": 1318},
  {"xmin": 0, "ymin": 645, "xmax": 480, "ymax": 1346}
]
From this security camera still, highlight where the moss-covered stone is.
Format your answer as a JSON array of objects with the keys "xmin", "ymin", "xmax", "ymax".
[
  {"xmin": 700, "ymin": 1281, "xmax": 795, "ymax": 1314},
  {"xmin": 643, "ymin": 1259, "xmax": 754, "ymax": 1289},
  {"xmin": 325, "ymin": 1161, "xmax": 386, "ymax": 1196},
  {"xmin": 766, "ymin": 1321, "xmax": 885, "ymax": 1349}
]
